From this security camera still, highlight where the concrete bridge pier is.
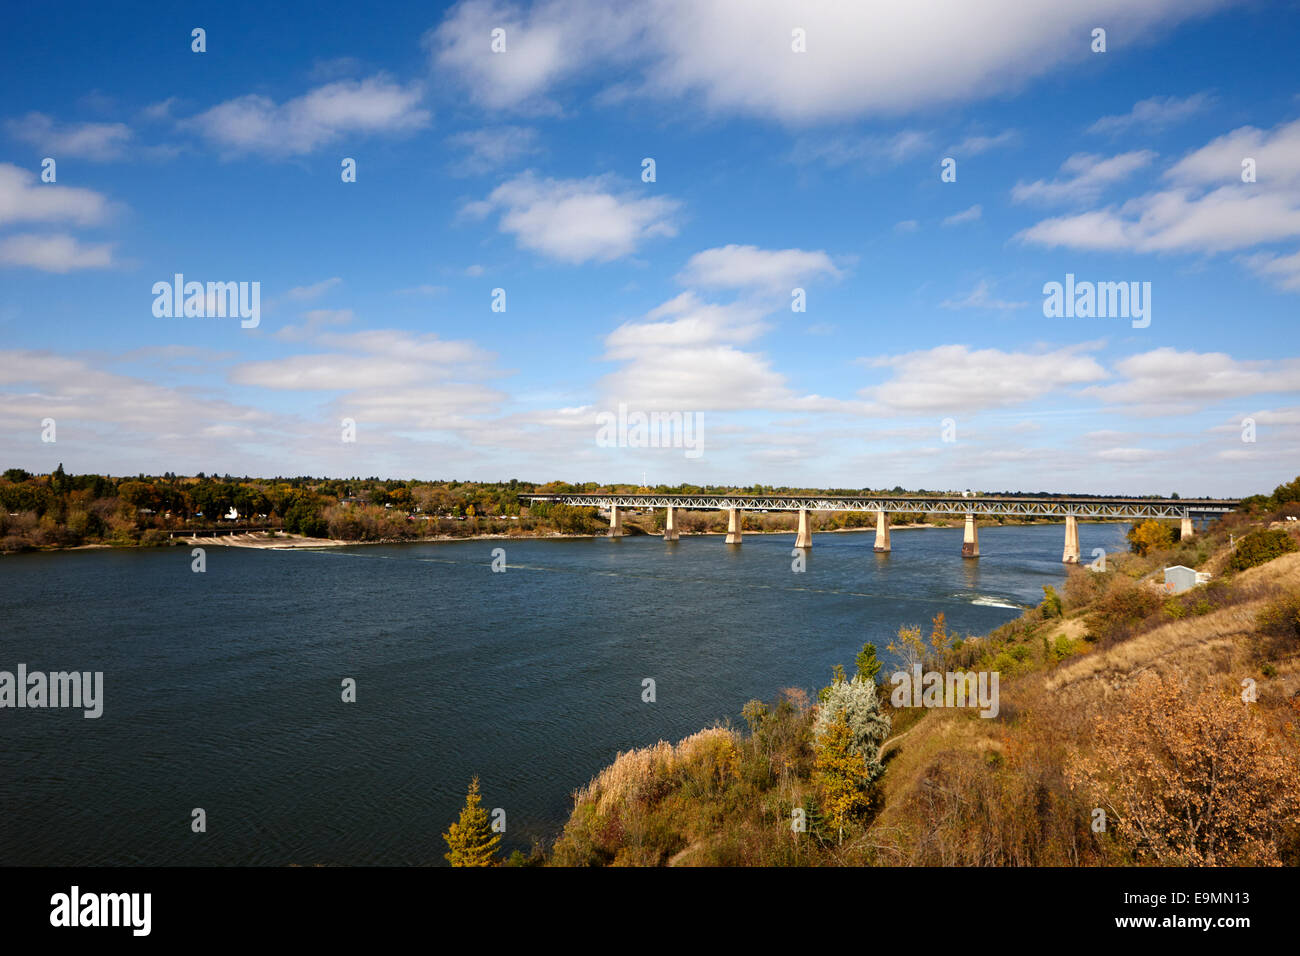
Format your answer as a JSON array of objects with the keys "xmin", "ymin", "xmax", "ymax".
[
  {"xmin": 725, "ymin": 507, "xmax": 743, "ymax": 545},
  {"xmin": 961, "ymin": 513, "xmax": 979, "ymax": 558},
  {"xmin": 1063, "ymin": 514, "xmax": 1080, "ymax": 564},
  {"xmin": 795, "ymin": 508, "xmax": 813, "ymax": 549},
  {"xmin": 608, "ymin": 506, "xmax": 623, "ymax": 537},
  {"xmin": 1180, "ymin": 515, "xmax": 1194, "ymax": 539},
  {"xmin": 663, "ymin": 506, "xmax": 679, "ymax": 541},
  {"xmin": 873, "ymin": 509, "xmax": 891, "ymax": 552}
]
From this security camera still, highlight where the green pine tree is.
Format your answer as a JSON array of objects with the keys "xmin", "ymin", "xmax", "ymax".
[
  {"xmin": 443, "ymin": 777, "xmax": 500, "ymax": 867},
  {"xmin": 855, "ymin": 642, "xmax": 882, "ymax": 683}
]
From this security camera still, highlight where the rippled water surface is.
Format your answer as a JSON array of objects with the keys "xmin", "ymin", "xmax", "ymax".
[{"xmin": 0, "ymin": 522, "xmax": 1128, "ymax": 864}]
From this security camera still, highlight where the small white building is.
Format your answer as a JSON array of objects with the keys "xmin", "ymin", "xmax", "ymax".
[{"xmin": 1164, "ymin": 565, "xmax": 1211, "ymax": 594}]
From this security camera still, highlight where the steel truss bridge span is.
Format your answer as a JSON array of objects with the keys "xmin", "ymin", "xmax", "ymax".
[{"xmin": 522, "ymin": 494, "xmax": 1239, "ymax": 520}]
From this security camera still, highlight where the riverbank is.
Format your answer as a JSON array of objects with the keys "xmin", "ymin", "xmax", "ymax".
[{"xmin": 5, "ymin": 517, "xmax": 1106, "ymax": 555}]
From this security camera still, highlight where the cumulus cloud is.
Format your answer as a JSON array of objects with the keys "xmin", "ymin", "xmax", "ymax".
[
  {"xmin": 859, "ymin": 344, "xmax": 1107, "ymax": 413},
  {"xmin": 675, "ymin": 244, "xmax": 841, "ymax": 292},
  {"xmin": 429, "ymin": 0, "xmax": 1229, "ymax": 122},
  {"xmin": 1164, "ymin": 118, "xmax": 1300, "ymax": 186},
  {"xmin": 1019, "ymin": 185, "xmax": 1300, "ymax": 254},
  {"xmin": 468, "ymin": 172, "xmax": 679, "ymax": 263},
  {"xmin": 0, "ymin": 233, "xmax": 114, "ymax": 272},
  {"xmin": 1082, "ymin": 348, "xmax": 1300, "ymax": 413},
  {"xmin": 0, "ymin": 163, "xmax": 112, "ymax": 226},
  {"xmin": 182, "ymin": 76, "xmax": 429, "ymax": 156}
]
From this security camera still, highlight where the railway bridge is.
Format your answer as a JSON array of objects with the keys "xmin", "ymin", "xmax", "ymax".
[{"xmin": 522, "ymin": 494, "xmax": 1240, "ymax": 563}]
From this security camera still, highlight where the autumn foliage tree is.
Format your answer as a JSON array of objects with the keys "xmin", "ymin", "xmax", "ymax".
[
  {"xmin": 813, "ymin": 709, "xmax": 870, "ymax": 844},
  {"xmin": 443, "ymin": 777, "xmax": 500, "ymax": 867},
  {"xmin": 1068, "ymin": 672, "xmax": 1300, "ymax": 865},
  {"xmin": 1126, "ymin": 519, "xmax": 1175, "ymax": 556}
]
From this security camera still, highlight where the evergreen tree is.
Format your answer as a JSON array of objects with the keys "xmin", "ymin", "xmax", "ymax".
[
  {"xmin": 854, "ymin": 643, "xmax": 882, "ymax": 684},
  {"xmin": 443, "ymin": 777, "xmax": 500, "ymax": 867}
]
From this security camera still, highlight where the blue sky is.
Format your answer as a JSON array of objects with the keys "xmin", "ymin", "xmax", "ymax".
[{"xmin": 1, "ymin": 0, "xmax": 1298, "ymax": 496}]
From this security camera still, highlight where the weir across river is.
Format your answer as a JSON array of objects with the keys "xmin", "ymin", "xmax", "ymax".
[{"xmin": 522, "ymin": 494, "xmax": 1241, "ymax": 563}]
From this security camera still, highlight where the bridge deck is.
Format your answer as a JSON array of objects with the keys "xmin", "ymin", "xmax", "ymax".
[{"xmin": 522, "ymin": 494, "xmax": 1239, "ymax": 520}]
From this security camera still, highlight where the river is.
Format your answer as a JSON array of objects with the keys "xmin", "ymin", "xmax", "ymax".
[{"xmin": 0, "ymin": 522, "xmax": 1128, "ymax": 864}]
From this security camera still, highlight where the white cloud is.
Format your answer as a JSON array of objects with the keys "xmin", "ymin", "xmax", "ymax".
[
  {"xmin": 1083, "ymin": 348, "xmax": 1300, "ymax": 412},
  {"xmin": 395, "ymin": 284, "xmax": 449, "ymax": 295},
  {"xmin": 1240, "ymin": 248, "xmax": 1300, "ymax": 291},
  {"xmin": 1087, "ymin": 93, "xmax": 1212, "ymax": 135},
  {"xmin": 606, "ymin": 292, "xmax": 767, "ymax": 352},
  {"xmin": 139, "ymin": 98, "xmax": 180, "ymax": 123},
  {"xmin": 285, "ymin": 277, "xmax": 342, "ymax": 300},
  {"xmin": 675, "ymin": 244, "xmax": 841, "ymax": 291},
  {"xmin": 1164, "ymin": 118, "xmax": 1300, "ymax": 187},
  {"xmin": 1011, "ymin": 151, "xmax": 1156, "ymax": 205},
  {"xmin": 429, "ymin": 0, "xmax": 1229, "ymax": 122},
  {"xmin": 182, "ymin": 76, "xmax": 429, "ymax": 156},
  {"xmin": 940, "ymin": 279, "xmax": 1026, "ymax": 311},
  {"xmin": 1019, "ymin": 185, "xmax": 1300, "ymax": 254},
  {"xmin": 859, "ymin": 344, "xmax": 1107, "ymax": 413},
  {"xmin": 951, "ymin": 129, "xmax": 1018, "ymax": 155},
  {"xmin": 6, "ymin": 112, "xmax": 132, "ymax": 160},
  {"xmin": 273, "ymin": 309, "xmax": 355, "ymax": 342},
  {"xmin": 446, "ymin": 125, "xmax": 541, "ymax": 175},
  {"xmin": 942, "ymin": 203, "xmax": 982, "ymax": 226},
  {"xmin": 788, "ymin": 130, "xmax": 931, "ymax": 167},
  {"xmin": 1098, "ymin": 446, "xmax": 1162, "ymax": 462},
  {"xmin": 1017, "ymin": 121, "xmax": 1300, "ymax": 270},
  {"xmin": 0, "ymin": 233, "xmax": 114, "ymax": 272},
  {"xmin": 470, "ymin": 172, "xmax": 680, "ymax": 263},
  {"xmin": 0, "ymin": 163, "xmax": 112, "ymax": 226},
  {"xmin": 0, "ymin": 350, "xmax": 267, "ymax": 445}
]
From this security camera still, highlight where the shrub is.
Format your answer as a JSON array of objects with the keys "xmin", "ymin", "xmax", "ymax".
[
  {"xmin": 1087, "ymin": 576, "xmax": 1162, "ymax": 645},
  {"xmin": 1256, "ymin": 592, "xmax": 1300, "ymax": 642},
  {"xmin": 1068, "ymin": 672, "xmax": 1300, "ymax": 865},
  {"xmin": 1040, "ymin": 585, "xmax": 1063, "ymax": 618},
  {"xmin": 1228, "ymin": 528, "xmax": 1298, "ymax": 572}
]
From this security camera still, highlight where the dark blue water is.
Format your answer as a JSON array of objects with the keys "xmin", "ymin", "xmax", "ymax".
[{"xmin": 0, "ymin": 522, "xmax": 1127, "ymax": 865}]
